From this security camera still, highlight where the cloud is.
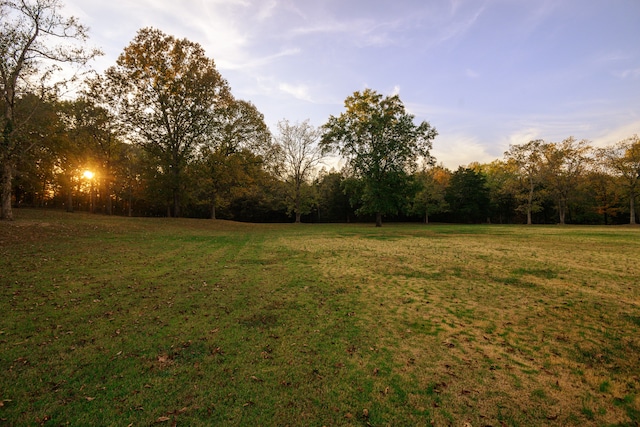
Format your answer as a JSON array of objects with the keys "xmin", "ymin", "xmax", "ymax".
[
  {"xmin": 614, "ymin": 68, "xmax": 640, "ymax": 79},
  {"xmin": 217, "ymin": 47, "xmax": 301, "ymax": 71},
  {"xmin": 288, "ymin": 18, "xmax": 403, "ymax": 47},
  {"xmin": 256, "ymin": 0, "xmax": 278, "ymax": 21},
  {"xmin": 425, "ymin": 4, "xmax": 485, "ymax": 48},
  {"xmin": 465, "ymin": 68, "xmax": 480, "ymax": 79},
  {"xmin": 432, "ymin": 134, "xmax": 495, "ymax": 169},
  {"xmin": 278, "ymin": 82, "xmax": 314, "ymax": 102},
  {"xmin": 591, "ymin": 119, "xmax": 640, "ymax": 148}
]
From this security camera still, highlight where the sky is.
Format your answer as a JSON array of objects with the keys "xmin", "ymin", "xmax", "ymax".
[{"xmin": 61, "ymin": 0, "xmax": 640, "ymax": 169}]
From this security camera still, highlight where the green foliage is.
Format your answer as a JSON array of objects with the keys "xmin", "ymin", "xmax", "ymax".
[
  {"xmin": 103, "ymin": 27, "xmax": 232, "ymax": 217},
  {"xmin": 445, "ymin": 167, "xmax": 490, "ymax": 223},
  {"xmin": 321, "ymin": 89, "xmax": 437, "ymax": 226}
]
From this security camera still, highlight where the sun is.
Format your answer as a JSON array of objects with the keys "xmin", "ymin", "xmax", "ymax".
[{"xmin": 83, "ymin": 170, "xmax": 94, "ymax": 179}]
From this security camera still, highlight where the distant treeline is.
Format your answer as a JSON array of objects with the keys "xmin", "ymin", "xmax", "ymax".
[{"xmin": 2, "ymin": 5, "xmax": 639, "ymax": 225}]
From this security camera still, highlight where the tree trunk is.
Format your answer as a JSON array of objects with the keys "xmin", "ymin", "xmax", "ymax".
[
  {"xmin": 0, "ymin": 161, "xmax": 14, "ymax": 220},
  {"xmin": 173, "ymin": 190, "xmax": 180, "ymax": 218},
  {"xmin": 558, "ymin": 200, "xmax": 566, "ymax": 225},
  {"xmin": 294, "ymin": 187, "xmax": 301, "ymax": 223},
  {"xmin": 375, "ymin": 212, "xmax": 382, "ymax": 227},
  {"xmin": 631, "ymin": 192, "xmax": 637, "ymax": 225},
  {"xmin": 425, "ymin": 213, "xmax": 429, "ymax": 224},
  {"xmin": 105, "ymin": 182, "xmax": 113, "ymax": 215},
  {"xmin": 526, "ymin": 182, "xmax": 534, "ymax": 225},
  {"xmin": 66, "ymin": 187, "xmax": 74, "ymax": 212}
]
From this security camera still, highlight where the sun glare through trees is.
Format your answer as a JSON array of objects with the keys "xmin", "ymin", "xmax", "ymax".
[{"xmin": 0, "ymin": 0, "xmax": 638, "ymax": 224}]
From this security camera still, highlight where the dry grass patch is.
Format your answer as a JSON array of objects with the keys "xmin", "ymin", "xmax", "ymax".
[{"xmin": 277, "ymin": 224, "xmax": 640, "ymax": 426}]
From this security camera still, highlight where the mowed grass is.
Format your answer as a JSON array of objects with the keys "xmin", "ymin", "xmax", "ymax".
[{"xmin": 0, "ymin": 210, "xmax": 639, "ymax": 426}]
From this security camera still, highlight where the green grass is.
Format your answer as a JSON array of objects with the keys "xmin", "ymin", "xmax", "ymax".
[{"xmin": 1, "ymin": 209, "xmax": 639, "ymax": 426}]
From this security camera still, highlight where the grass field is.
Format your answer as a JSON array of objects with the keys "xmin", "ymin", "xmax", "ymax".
[{"xmin": 1, "ymin": 209, "xmax": 639, "ymax": 426}]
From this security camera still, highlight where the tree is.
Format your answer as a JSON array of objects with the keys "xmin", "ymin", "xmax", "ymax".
[
  {"xmin": 198, "ymin": 98, "xmax": 272, "ymax": 219},
  {"xmin": 475, "ymin": 160, "xmax": 518, "ymax": 224},
  {"xmin": 542, "ymin": 137, "xmax": 591, "ymax": 224},
  {"xmin": 445, "ymin": 167, "xmax": 490, "ymax": 223},
  {"xmin": 1, "ymin": 0, "xmax": 100, "ymax": 220},
  {"xmin": 321, "ymin": 89, "xmax": 437, "ymax": 227},
  {"xmin": 504, "ymin": 140, "xmax": 546, "ymax": 224},
  {"xmin": 275, "ymin": 119, "xmax": 324, "ymax": 223},
  {"xmin": 602, "ymin": 135, "xmax": 640, "ymax": 224},
  {"xmin": 103, "ymin": 27, "xmax": 231, "ymax": 217},
  {"xmin": 315, "ymin": 169, "xmax": 351, "ymax": 222},
  {"xmin": 57, "ymin": 96, "xmax": 125, "ymax": 214},
  {"xmin": 12, "ymin": 93, "xmax": 63, "ymax": 207},
  {"xmin": 410, "ymin": 164, "xmax": 449, "ymax": 223}
]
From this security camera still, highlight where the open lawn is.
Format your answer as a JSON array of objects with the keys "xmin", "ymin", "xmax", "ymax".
[{"xmin": 1, "ymin": 209, "xmax": 639, "ymax": 426}]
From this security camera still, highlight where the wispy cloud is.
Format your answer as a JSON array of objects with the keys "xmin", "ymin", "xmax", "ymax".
[
  {"xmin": 278, "ymin": 82, "xmax": 314, "ymax": 102},
  {"xmin": 465, "ymin": 68, "xmax": 480, "ymax": 79},
  {"xmin": 591, "ymin": 119, "xmax": 640, "ymax": 147},
  {"xmin": 614, "ymin": 68, "xmax": 640, "ymax": 79},
  {"xmin": 288, "ymin": 18, "xmax": 403, "ymax": 47},
  {"xmin": 217, "ymin": 47, "xmax": 301, "ymax": 70}
]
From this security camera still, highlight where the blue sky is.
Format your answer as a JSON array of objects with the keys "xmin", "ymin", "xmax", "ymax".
[{"xmin": 64, "ymin": 0, "xmax": 640, "ymax": 168}]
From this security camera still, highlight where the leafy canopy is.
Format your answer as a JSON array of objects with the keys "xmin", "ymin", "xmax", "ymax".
[{"xmin": 320, "ymin": 89, "xmax": 436, "ymax": 225}]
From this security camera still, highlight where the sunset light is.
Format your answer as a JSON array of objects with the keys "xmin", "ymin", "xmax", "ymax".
[{"xmin": 83, "ymin": 170, "xmax": 94, "ymax": 180}]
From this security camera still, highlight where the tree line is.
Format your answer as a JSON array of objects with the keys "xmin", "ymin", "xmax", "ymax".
[{"xmin": 2, "ymin": 0, "xmax": 639, "ymax": 225}]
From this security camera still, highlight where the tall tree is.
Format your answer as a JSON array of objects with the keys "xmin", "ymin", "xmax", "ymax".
[
  {"xmin": 475, "ymin": 160, "xmax": 518, "ymax": 224},
  {"xmin": 12, "ymin": 93, "xmax": 63, "ymax": 207},
  {"xmin": 275, "ymin": 119, "xmax": 324, "ymax": 223},
  {"xmin": 0, "ymin": 0, "xmax": 100, "ymax": 220},
  {"xmin": 103, "ymin": 27, "xmax": 231, "ymax": 217},
  {"xmin": 321, "ymin": 89, "xmax": 437, "ymax": 227},
  {"xmin": 410, "ymin": 164, "xmax": 450, "ymax": 223},
  {"xmin": 198, "ymin": 98, "xmax": 272, "ymax": 219},
  {"xmin": 445, "ymin": 167, "xmax": 490, "ymax": 223},
  {"xmin": 504, "ymin": 140, "xmax": 546, "ymax": 224},
  {"xmin": 315, "ymin": 170, "xmax": 351, "ymax": 222},
  {"xmin": 542, "ymin": 137, "xmax": 591, "ymax": 224},
  {"xmin": 602, "ymin": 135, "xmax": 640, "ymax": 224}
]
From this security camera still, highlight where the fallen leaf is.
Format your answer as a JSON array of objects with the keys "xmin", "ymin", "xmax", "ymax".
[
  {"xmin": 156, "ymin": 416, "xmax": 171, "ymax": 422},
  {"xmin": 344, "ymin": 413, "xmax": 353, "ymax": 419},
  {"xmin": 85, "ymin": 396, "xmax": 95, "ymax": 401},
  {"xmin": 362, "ymin": 408, "xmax": 369, "ymax": 418}
]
